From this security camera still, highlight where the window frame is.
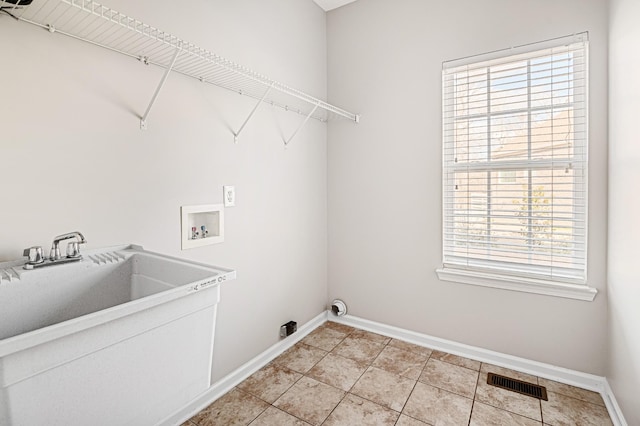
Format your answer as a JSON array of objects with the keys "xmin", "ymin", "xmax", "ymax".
[{"xmin": 436, "ymin": 33, "xmax": 597, "ymax": 301}]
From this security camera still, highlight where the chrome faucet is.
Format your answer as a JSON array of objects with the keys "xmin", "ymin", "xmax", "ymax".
[
  {"xmin": 23, "ymin": 231, "xmax": 87, "ymax": 270},
  {"xmin": 50, "ymin": 231, "xmax": 87, "ymax": 260}
]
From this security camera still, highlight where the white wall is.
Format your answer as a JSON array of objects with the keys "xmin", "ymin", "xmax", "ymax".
[
  {"xmin": 608, "ymin": 0, "xmax": 640, "ymax": 423},
  {"xmin": 0, "ymin": 0, "xmax": 329, "ymax": 382},
  {"xmin": 327, "ymin": 0, "xmax": 609, "ymax": 374}
]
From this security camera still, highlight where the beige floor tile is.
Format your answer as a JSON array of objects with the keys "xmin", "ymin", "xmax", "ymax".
[
  {"xmin": 302, "ymin": 327, "xmax": 349, "ymax": 352},
  {"xmin": 403, "ymin": 381, "xmax": 473, "ymax": 425},
  {"xmin": 395, "ymin": 414, "xmax": 429, "ymax": 425},
  {"xmin": 192, "ymin": 388, "xmax": 269, "ymax": 426},
  {"xmin": 332, "ymin": 335, "xmax": 385, "ymax": 363},
  {"xmin": 372, "ymin": 345, "xmax": 428, "ymax": 380},
  {"xmin": 388, "ymin": 339, "xmax": 433, "ymax": 358},
  {"xmin": 475, "ymin": 373, "xmax": 542, "ymax": 421},
  {"xmin": 273, "ymin": 376, "xmax": 345, "ymax": 426},
  {"xmin": 248, "ymin": 406, "xmax": 311, "ymax": 426},
  {"xmin": 419, "ymin": 358, "xmax": 479, "ymax": 398},
  {"xmin": 480, "ymin": 363, "xmax": 538, "ymax": 384},
  {"xmin": 323, "ymin": 393, "xmax": 399, "ymax": 425},
  {"xmin": 272, "ymin": 343, "xmax": 328, "ymax": 374},
  {"xmin": 350, "ymin": 366, "xmax": 416, "ymax": 412},
  {"xmin": 538, "ymin": 377, "xmax": 605, "ymax": 406},
  {"xmin": 348, "ymin": 328, "xmax": 391, "ymax": 345},
  {"xmin": 237, "ymin": 364, "xmax": 302, "ymax": 403},
  {"xmin": 323, "ymin": 321, "xmax": 357, "ymax": 335},
  {"xmin": 470, "ymin": 401, "xmax": 542, "ymax": 426},
  {"xmin": 306, "ymin": 352, "xmax": 369, "ymax": 391},
  {"xmin": 431, "ymin": 350, "xmax": 481, "ymax": 371},
  {"xmin": 542, "ymin": 391, "xmax": 613, "ymax": 426}
]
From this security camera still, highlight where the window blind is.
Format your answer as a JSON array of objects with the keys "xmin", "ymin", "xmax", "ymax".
[{"xmin": 442, "ymin": 33, "xmax": 588, "ymax": 284}]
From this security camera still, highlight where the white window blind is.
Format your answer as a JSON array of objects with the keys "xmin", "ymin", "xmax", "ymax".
[{"xmin": 441, "ymin": 34, "xmax": 588, "ymax": 285}]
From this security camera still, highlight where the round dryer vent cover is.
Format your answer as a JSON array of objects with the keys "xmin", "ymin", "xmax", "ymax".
[{"xmin": 331, "ymin": 299, "xmax": 347, "ymax": 316}]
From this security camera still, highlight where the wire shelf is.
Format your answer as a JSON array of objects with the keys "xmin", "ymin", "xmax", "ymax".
[{"xmin": 1, "ymin": 0, "xmax": 359, "ymax": 135}]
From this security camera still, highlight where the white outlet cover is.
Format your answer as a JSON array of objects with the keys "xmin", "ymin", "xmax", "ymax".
[{"xmin": 223, "ymin": 186, "xmax": 235, "ymax": 207}]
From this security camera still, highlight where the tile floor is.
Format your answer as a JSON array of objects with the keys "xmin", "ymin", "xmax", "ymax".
[{"xmin": 183, "ymin": 322, "xmax": 613, "ymax": 426}]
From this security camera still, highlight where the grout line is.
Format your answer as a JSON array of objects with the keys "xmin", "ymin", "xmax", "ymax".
[
  {"xmin": 468, "ymin": 362, "xmax": 484, "ymax": 426},
  {"xmin": 268, "ymin": 406, "xmax": 310, "ymax": 426},
  {"xmin": 539, "ymin": 373, "xmax": 544, "ymax": 425},
  {"xmin": 468, "ymin": 400, "xmax": 475, "ymax": 426},
  {"xmin": 232, "ymin": 387, "xmax": 269, "ymax": 426},
  {"xmin": 305, "ymin": 324, "xmax": 354, "ymax": 425},
  {"xmin": 397, "ymin": 376, "xmax": 419, "ymax": 416},
  {"xmin": 319, "ymin": 390, "xmax": 348, "ymax": 425},
  {"xmin": 321, "ymin": 326, "xmax": 407, "ymax": 423},
  {"xmin": 542, "ymin": 385, "xmax": 607, "ymax": 407}
]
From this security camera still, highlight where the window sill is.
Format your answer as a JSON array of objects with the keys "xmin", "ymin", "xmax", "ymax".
[{"xmin": 435, "ymin": 267, "xmax": 598, "ymax": 301}]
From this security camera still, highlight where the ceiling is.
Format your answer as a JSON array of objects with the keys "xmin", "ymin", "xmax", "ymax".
[{"xmin": 312, "ymin": 0, "xmax": 358, "ymax": 12}]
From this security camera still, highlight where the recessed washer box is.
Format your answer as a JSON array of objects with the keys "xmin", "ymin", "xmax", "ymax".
[{"xmin": 181, "ymin": 204, "xmax": 224, "ymax": 249}]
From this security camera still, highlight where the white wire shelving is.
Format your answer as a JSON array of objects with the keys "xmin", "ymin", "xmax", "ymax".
[{"xmin": 0, "ymin": 0, "xmax": 359, "ymax": 144}]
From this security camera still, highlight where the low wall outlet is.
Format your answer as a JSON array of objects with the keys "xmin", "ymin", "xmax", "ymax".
[
  {"xmin": 280, "ymin": 321, "xmax": 297, "ymax": 338},
  {"xmin": 223, "ymin": 186, "xmax": 235, "ymax": 207}
]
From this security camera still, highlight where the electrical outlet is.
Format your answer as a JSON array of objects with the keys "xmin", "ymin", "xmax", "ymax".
[
  {"xmin": 223, "ymin": 186, "xmax": 235, "ymax": 207},
  {"xmin": 280, "ymin": 321, "xmax": 297, "ymax": 338}
]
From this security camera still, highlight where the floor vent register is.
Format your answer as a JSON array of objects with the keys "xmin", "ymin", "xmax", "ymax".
[{"xmin": 487, "ymin": 373, "xmax": 548, "ymax": 400}]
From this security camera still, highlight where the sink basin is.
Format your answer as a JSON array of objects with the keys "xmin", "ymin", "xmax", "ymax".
[{"xmin": 0, "ymin": 244, "xmax": 235, "ymax": 425}]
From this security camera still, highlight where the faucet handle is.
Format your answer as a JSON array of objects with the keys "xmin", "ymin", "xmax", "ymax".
[
  {"xmin": 66, "ymin": 241, "xmax": 82, "ymax": 258},
  {"xmin": 23, "ymin": 246, "xmax": 45, "ymax": 264},
  {"xmin": 50, "ymin": 244, "xmax": 61, "ymax": 261}
]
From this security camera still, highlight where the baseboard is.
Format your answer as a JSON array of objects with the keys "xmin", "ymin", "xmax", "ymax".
[
  {"xmin": 159, "ymin": 311, "xmax": 328, "ymax": 426},
  {"xmin": 330, "ymin": 313, "xmax": 628, "ymax": 426},
  {"xmin": 602, "ymin": 379, "xmax": 629, "ymax": 426}
]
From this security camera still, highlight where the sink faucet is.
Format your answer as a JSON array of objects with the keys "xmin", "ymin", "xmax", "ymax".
[
  {"xmin": 23, "ymin": 231, "xmax": 87, "ymax": 270},
  {"xmin": 50, "ymin": 231, "xmax": 87, "ymax": 260}
]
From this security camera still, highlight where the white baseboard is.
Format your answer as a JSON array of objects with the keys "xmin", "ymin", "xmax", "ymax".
[
  {"xmin": 602, "ymin": 379, "xmax": 629, "ymax": 426},
  {"xmin": 159, "ymin": 311, "xmax": 328, "ymax": 426},
  {"xmin": 330, "ymin": 313, "xmax": 628, "ymax": 426}
]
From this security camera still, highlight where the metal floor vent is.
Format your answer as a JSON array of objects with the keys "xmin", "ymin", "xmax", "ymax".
[{"xmin": 487, "ymin": 373, "xmax": 548, "ymax": 401}]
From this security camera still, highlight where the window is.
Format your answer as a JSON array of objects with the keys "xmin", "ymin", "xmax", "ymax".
[{"xmin": 437, "ymin": 34, "xmax": 596, "ymax": 301}]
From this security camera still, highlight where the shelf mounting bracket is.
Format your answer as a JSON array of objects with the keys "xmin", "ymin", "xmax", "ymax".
[
  {"xmin": 284, "ymin": 104, "xmax": 319, "ymax": 147},
  {"xmin": 140, "ymin": 46, "xmax": 181, "ymax": 130},
  {"xmin": 233, "ymin": 83, "xmax": 274, "ymax": 143}
]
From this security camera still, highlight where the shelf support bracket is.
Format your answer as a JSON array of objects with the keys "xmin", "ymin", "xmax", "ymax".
[
  {"xmin": 284, "ymin": 104, "xmax": 319, "ymax": 147},
  {"xmin": 233, "ymin": 83, "xmax": 274, "ymax": 143},
  {"xmin": 140, "ymin": 46, "xmax": 181, "ymax": 130}
]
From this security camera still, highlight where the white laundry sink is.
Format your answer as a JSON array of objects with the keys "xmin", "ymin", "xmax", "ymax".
[{"xmin": 0, "ymin": 244, "xmax": 235, "ymax": 426}]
